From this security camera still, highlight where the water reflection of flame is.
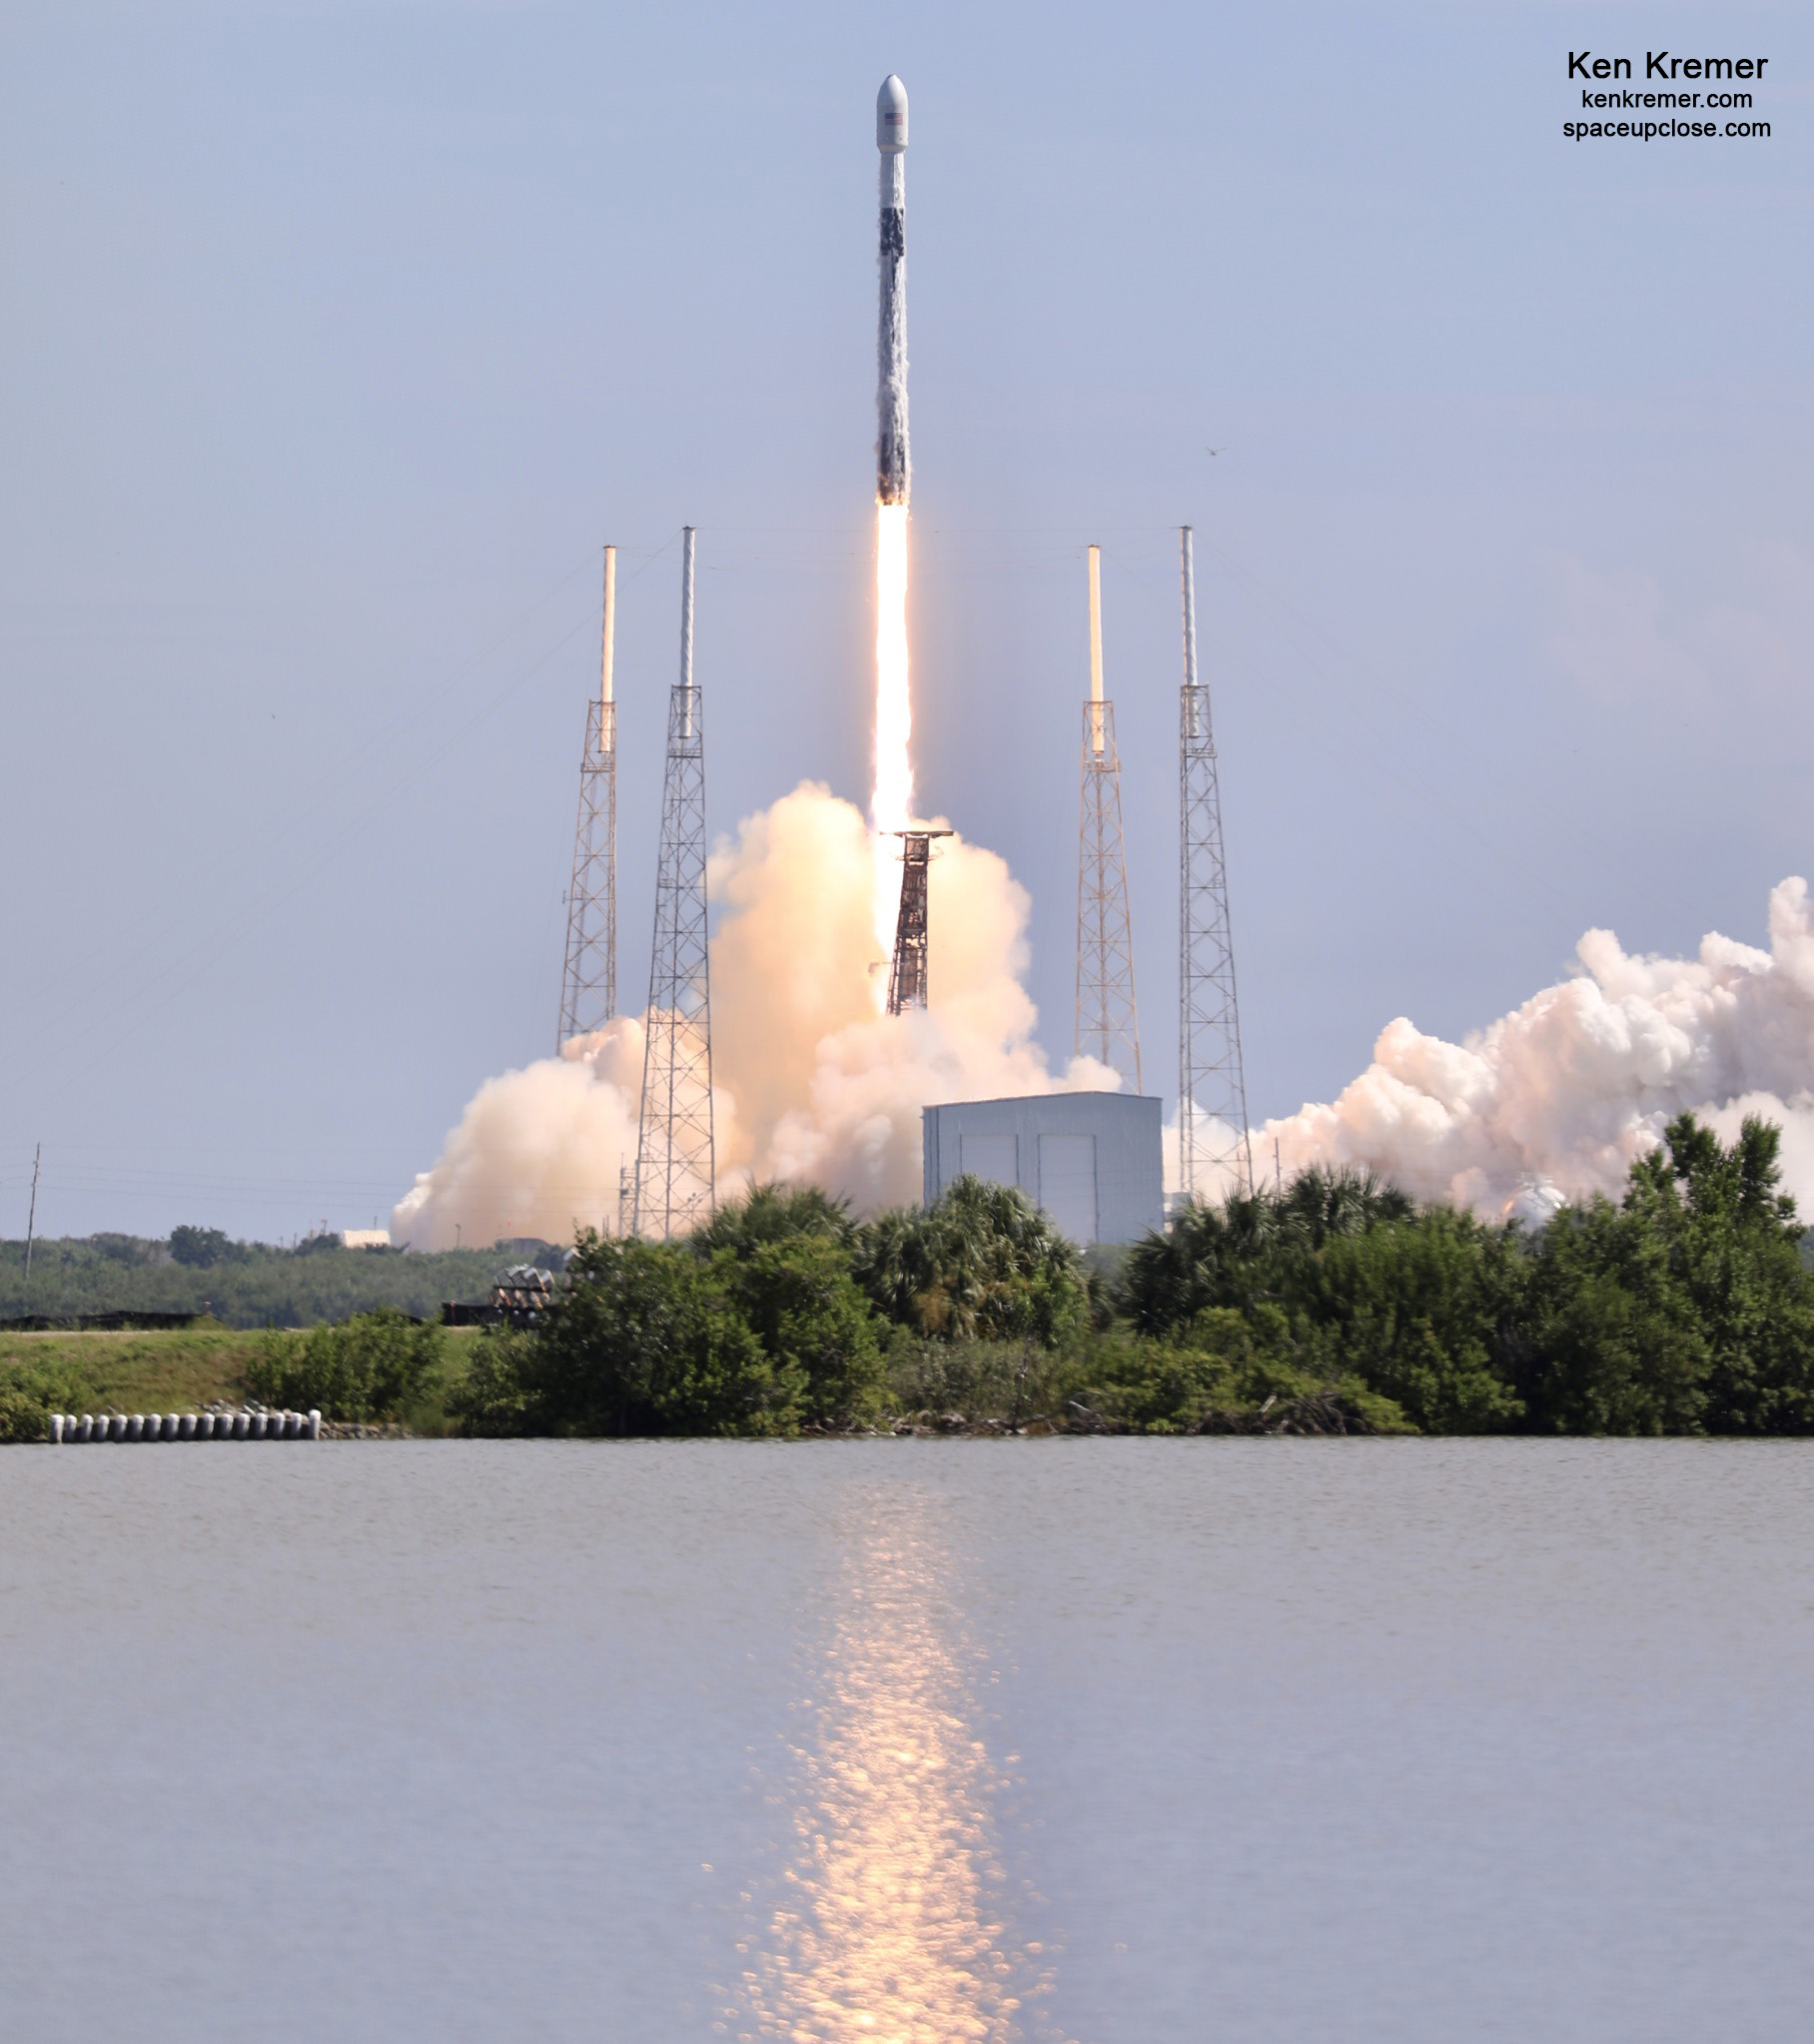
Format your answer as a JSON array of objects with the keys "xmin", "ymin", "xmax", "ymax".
[{"xmin": 741, "ymin": 1496, "xmax": 1047, "ymax": 2043}]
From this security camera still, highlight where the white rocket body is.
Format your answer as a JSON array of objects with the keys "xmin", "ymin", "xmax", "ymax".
[{"xmin": 875, "ymin": 74, "xmax": 909, "ymax": 506}]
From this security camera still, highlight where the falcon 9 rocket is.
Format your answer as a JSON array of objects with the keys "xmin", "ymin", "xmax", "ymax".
[
  {"xmin": 876, "ymin": 74, "xmax": 909, "ymax": 506},
  {"xmin": 870, "ymin": 74, "xmax": 914, "ymax": 964}
]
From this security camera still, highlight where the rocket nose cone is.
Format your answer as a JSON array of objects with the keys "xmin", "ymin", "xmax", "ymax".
[{"xmin": 876, "ymin": 74, "xmax": 908, "ymax": 152}]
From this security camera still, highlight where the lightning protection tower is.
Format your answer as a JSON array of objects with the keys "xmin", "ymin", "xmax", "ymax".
[
  {"xmin": 886, "ymin": 829, "xmax": 951, "ymax": 1014},
  {"xmin": 632, "ymin": 528, "xmax": 715, "ymax": 1238},
  {"xmin": 1178, "ymin": 525, "xmax": 1254, "ymax": 1202},
  {"xmin": 1075, "ymin": 544, "xmax": 1142, "ymax": 1092},
  {"xmin": 556, "ymin": 545, "xmax": 618, "ymax": 1050}
]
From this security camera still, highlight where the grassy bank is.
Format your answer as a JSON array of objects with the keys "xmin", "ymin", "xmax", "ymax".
[
  {"xmin": 0, "ymin": 1326, "xmax": 264, "ymax": 1413},
  {"xmin": 0, "ymin": 1324, "xmax": 485, "ymax": 1439},
  {"xmin": 1, "ymin": 1321, "xmax": 1362, "ymax": 1442}
]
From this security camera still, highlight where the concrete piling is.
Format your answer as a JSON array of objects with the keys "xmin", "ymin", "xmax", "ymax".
[{"xmin": 47, "ymin": 1404, "xmax": 328, "ymax": 1443}]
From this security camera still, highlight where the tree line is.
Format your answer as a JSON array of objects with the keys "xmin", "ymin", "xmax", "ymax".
[
  {"xmin": 10, "ymin": 1113, "xmax": 1814, "ymax": 1441},
  {"xmin": 0, "ymin": 1233, "xmax": 534, "ymax": 1329},
  {"xmin": 448, "ymin": 1114, "xmax": 1814, "ymax": 1439}
]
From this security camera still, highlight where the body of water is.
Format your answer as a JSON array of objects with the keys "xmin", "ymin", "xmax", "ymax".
[{"xmin": 3, "ymin": 1440, "xmax": 1810, "ymax": 2040}]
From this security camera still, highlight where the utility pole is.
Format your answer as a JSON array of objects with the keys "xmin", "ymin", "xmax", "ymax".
[
  {"xmin": 1074, "ymin": 543, "xmax": 1142, "ymax": 1091},
  {"xmin": 1178, "ymin": 525, "xmax": 1253, "ymax": 1202},
  {"xmin": 22, "ymin": 1144, "xmax": 40, "ymax": 1311},
  {"xmin": 633, "ymin": 527, "xmax": 716, "ymax": 1239}
]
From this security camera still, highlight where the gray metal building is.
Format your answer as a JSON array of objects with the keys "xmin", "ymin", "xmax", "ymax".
[{"xmin": 921, "ymin": 1091, "xmax": 1164, "ymax": 1246}]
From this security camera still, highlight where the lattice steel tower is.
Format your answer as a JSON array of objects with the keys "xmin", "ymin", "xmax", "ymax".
[
  {"xmin": 556, "ymin": 545, "xmax": 618, "ymax": 1049},
  {"xmin": 1075, "ymin": 543, "xmax": 1142, "ymax": 1091},
  {"xmin": 1178, "ymin": 525, "xmax": 1253, "ymax": 1200},
  {"xmin": 632, "ymin": 528, "xmax": 715, "ymax": 1238},
  {"xmin": 887, "ymin": 829, "xmax": 950, "ymax": 1014}
]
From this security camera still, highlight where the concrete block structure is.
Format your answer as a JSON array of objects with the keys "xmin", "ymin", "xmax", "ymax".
[{"xmin": 922, "ymin": 1091, "xmax": 1164, "ymax": 1246}]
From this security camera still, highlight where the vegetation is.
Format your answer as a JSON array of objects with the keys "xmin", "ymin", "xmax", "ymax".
[
  {"xmin": 0, "ymin": 1325, "xmax": 262, "ymax": 1441},
  {"xmin": 246, "ymin": 1308, "xmax": 446, "ymax": 1426},
  {"xmin": 851, "ymin": 1175, "xmax": 1090, "ymax": 1345},
  {"xmin": 451, "ymin": 1216, "xmax": 887, "ymax": 1440},
  {"xmin": 1118, "ymin": 1115, "xmax": 1814, "ymax": 1439},
  {"xmin": 0, "ymin": 1320, "xmax": 477, "ymax": 1439},
  {"xmin": 1512, "ymin": 1116, "xmax": 1814, "ymax": 1435},
  {"xmin": 1123, "ymin": 1173, "xmax": 1524, "ymax": 1433},
  {"xmin": 0, "ymin": 1232, "xmax": 542, "ymax": 1329},
  {"xmin": 447, "ymin": 1122, "xmax": 1814, "ymax": 1442},
  {"xmin": 11, "ymin": 1117, "xmax": 1814, "ymax": 1444}
]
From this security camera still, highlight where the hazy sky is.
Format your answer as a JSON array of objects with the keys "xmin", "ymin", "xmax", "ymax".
[{"xmin": 3, "ymin": 0, "xmax": 1810, "ymax": 1239}]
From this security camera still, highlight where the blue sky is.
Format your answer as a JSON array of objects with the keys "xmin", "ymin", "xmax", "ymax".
[{"xmin": 2, "ymin": 0, "xmax": 1809, "ymax": 1237}]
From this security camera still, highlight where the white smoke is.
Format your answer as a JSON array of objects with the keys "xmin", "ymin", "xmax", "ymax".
[
  {"xmin": 391, "ymin": 1018, "xmax": 647, "ymax": 1252},
  {"xmin": 398, "ymin": 788, "xmax": 1814, "ymax": 1248},
  {"xmin": 393, "ymin": 783, "xmax": 1114, "ymax": 1248},
  {"xmin": 1259, "ymin": 876, "xmax": 1814, "ymax": 1220}
]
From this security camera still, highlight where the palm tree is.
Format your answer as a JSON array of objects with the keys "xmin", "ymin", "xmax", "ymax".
[
  {"xmin": 1122, "ymin": 1165, "xmax": 1415, "ymax": 1334},
  {"xmin": 1274, "ymin": 1167, "xmax": 1413, "ymax": 1248},
  {"xmin": 852, "ymin": 1177, "xmax": 1086, "ymax": 1343},
  {"xmin": 689, "ymin": 1181, "xmax": 856, "ymax": 1260}
]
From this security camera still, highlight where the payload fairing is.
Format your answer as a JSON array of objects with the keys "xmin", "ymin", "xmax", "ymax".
[{"xmin": 876, "ymin": 74, "xmax": 910, "ymax": 507}]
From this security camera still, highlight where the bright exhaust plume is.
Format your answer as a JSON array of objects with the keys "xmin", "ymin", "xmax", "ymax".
[
  {"xmin": 393, "ymin": 784, "xmax": 1115, "ymax": 1248},
  {"xmin": 870, "ymin": 503, "xmax": 914, "ymax": 968}
]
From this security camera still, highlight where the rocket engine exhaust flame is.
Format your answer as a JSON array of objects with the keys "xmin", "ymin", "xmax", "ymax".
[{"xmin": 871, "ymin": 504, "xmax": 913, "ymax": 960}]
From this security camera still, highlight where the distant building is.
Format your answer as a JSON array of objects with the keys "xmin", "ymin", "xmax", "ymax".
[
  {"xmin": 339, "ymin": 1229, "xmax": 392, "ymax": 1251},
  {"xmin": 921, "ymin": 1091, "xmax": 1164, "ymax": 1246}
]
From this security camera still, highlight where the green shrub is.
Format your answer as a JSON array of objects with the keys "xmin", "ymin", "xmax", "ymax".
[
  {"xmin": 446, "ymin": 1327, "xmax": 535, "ymax": 1438},
  {"xmin": 1306, "ymin": 1210, "xmax": 1525, "ymax": 1433},
  {"xmin": 883, "ymin": 1329, "xmax": 1082, "ymax": 1425},
  {"xmin": 1068, "ymin": 1305, "xmax": 1411, "ymax": 1435},
  {"xmin": 498, "ymin": 1235, "xmax": 797, "ymax": 1438},
  {"xmin": 0, "ymin": 1360, "xmax": 89, "ymax": 1443},
  {"xmin": 724, "ymin": 1238, "xmax": 885, "ymax": 1426},
  {"xmin": 245, "ymin": 1307, "xmax": 443, "ymax": 1422}
]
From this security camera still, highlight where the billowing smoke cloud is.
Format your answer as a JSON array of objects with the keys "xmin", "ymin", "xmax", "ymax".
[
  {"xmin": 398, "ymin": 783, "xmax": 1814, "ymax": 1250},
  {"xmin": 394, "ymin": 783, "xmax": 1114, "ymax": 1248},
  {"xmin": 391, "ymin": 1018, "xmax": 647, "ymax": 1251},
  {"xmin": 1258, "ymin": 876, "xmax": 1814, "ymax": 1220}
]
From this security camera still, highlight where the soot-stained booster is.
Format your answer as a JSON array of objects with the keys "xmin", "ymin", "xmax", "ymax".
[{"xmin": 875, "ymin": 74, "xmax": 910, "ymax": 506}]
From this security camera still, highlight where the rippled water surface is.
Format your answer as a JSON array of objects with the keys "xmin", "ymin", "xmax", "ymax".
[{"xmin": 3, "ymin": 1441, "xmax": 1812, "ymax": 2041}]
